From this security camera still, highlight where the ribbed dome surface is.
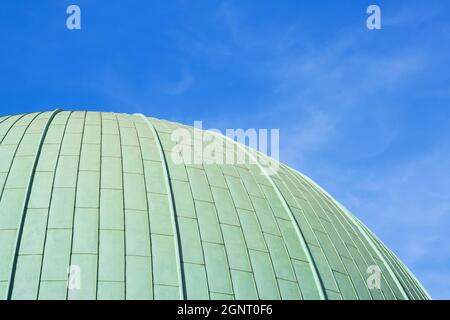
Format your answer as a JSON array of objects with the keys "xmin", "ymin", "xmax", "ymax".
[{"xmin": 0, "ymin": 110, "xmax": 429, "ymax": 300}]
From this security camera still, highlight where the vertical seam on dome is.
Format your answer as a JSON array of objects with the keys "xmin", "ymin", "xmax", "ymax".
[
  {"xmin": 389, "ymin": 249, "xmax": 431, "ymax": 299},
  {"xmin": 0, "ymin": 113, "xmax": 28, "ymax": 145},
  {"xmin": 294, "ymin": 170, "xmax": 410, "ymax": 300},
  {"xmin": 136, "ymin": 114, "xmax": 186, "ymax": 300},
  {"xmin": 220, "ymin": 171, "xmax": 262, "ymax": 299},
  {"xmin": 202, "ymin": 170, "xmax": 238, "ymax": 299},
  {"xmin": 280, "ymin": 168, "xmax": 359, "ymax": 299},
  {"xmin": 286, "ymin": 168, "xmax": 387, "ymax": 300},
  {"xmin": 184, "ymin": 173, "xmax": 213, "ymax": 298},
  {"xmin": 95, "ymin": 112, "xmax": 103, "ymax": 299},
  {"xmin": 95, "ymin": 112, "xmax": 103, "ymax": 300},
  {"xmin": 116, "ymin": 113, "xmax": 128, "ymax": 298},
  {"xmin": 209, "ymin": 131, "xmax": 326, "ymax": 300},
  {"xmin": 66, "ymin": 111, "xmax": 87, "ymax": 300},
  {"xmin": 0, "ymin": 115, "xmax": 12, "ymax": 126},
  {"xmin": 131, "ymin": 114, "xmax": 155, "ymax": 299},
  {"xmin": 276, "ymin": 163, "xmax": 403, "ymax": 299},
  {"xmin": 1, "ymin": 112, "xmax": 42, "ymax": 299},
  {"xmin": 359, "ymin": 222, "xmax": 431, "ymax": 299},
  {"xmin": 398, "ymin": 258, "xmax": 431, "ymax": 299},
  {"xmin": 36, "ymin": 111, "xmax": 73, "ymax": 299},
  {"xmin": 283, "ymin": 164, "xmax": 399, "ymax": 300},
  {"xmin": 370, "ymin": 231, "xmax": 422, "ymax": 299},
  {"xmin": 230, "ymin": 169, "xmax": 284, "ymax": 299},
  {"xmin": 358, "ymin": 221, "xmax": 421, "ymax": 299},
  {"xmin": 5, "ymin": 109, "xmax": 62, "ymax": 300}
]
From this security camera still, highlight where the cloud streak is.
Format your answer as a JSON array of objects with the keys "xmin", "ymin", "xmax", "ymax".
[{"xmin": 164, "ymin": 70, "xmax": 194, "ymax": 95}]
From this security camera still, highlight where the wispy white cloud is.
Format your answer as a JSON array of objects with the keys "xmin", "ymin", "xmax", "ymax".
[
  {"xmin": 164, "ymin": 70, "xmax": 194, "ymax": 95},
  {"xmin": 422, "ymin": 273, "xmax": 450, "ymax": 300},
  {"xmin": 281, "ymin": 107, "xmax": 336, "ymax": 166},
  {"xmin": 270, "ymin": 36, "xmax": 425, "ymax": 168},
  {"xmin": 383, "ymin": 2, "xmax": 440, "ymax": 27}
]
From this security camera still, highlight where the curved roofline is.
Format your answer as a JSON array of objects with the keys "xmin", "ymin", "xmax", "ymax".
[
  {"xmin": 293, "ymin": 170, "xmax": 411, "ymax": 300},
  {"xmin": 0, "ymin": 110, "xmax": 429, "ymax": 300},
  {"xmin": 247, "ymin": 146, "xmax": 428, "ymax": 299}
]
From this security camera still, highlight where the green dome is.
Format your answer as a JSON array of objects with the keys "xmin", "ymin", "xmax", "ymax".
[{"xmin": 0, "ymin": 110, "xmax": 429, "ymax": 300}]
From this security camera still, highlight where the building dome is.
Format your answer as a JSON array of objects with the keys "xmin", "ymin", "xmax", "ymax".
[{"xmin": 0, "ymin": 110, "xmax": 429, "ymax": 300}]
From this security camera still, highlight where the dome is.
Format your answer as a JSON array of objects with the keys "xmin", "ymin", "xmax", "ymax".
[{"xmin": 0, "ymin": 110, "xmax": 430, "ymax": 300}]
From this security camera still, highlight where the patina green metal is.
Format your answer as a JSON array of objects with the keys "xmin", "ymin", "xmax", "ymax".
[{"xmin": 0, "ymin": 111, "xmax": 430, "ymax": 300}]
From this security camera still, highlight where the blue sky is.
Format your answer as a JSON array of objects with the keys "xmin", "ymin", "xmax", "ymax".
[{"xmin": 1, "ymin": 0, "xmax": 449, "ymax": 299}]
